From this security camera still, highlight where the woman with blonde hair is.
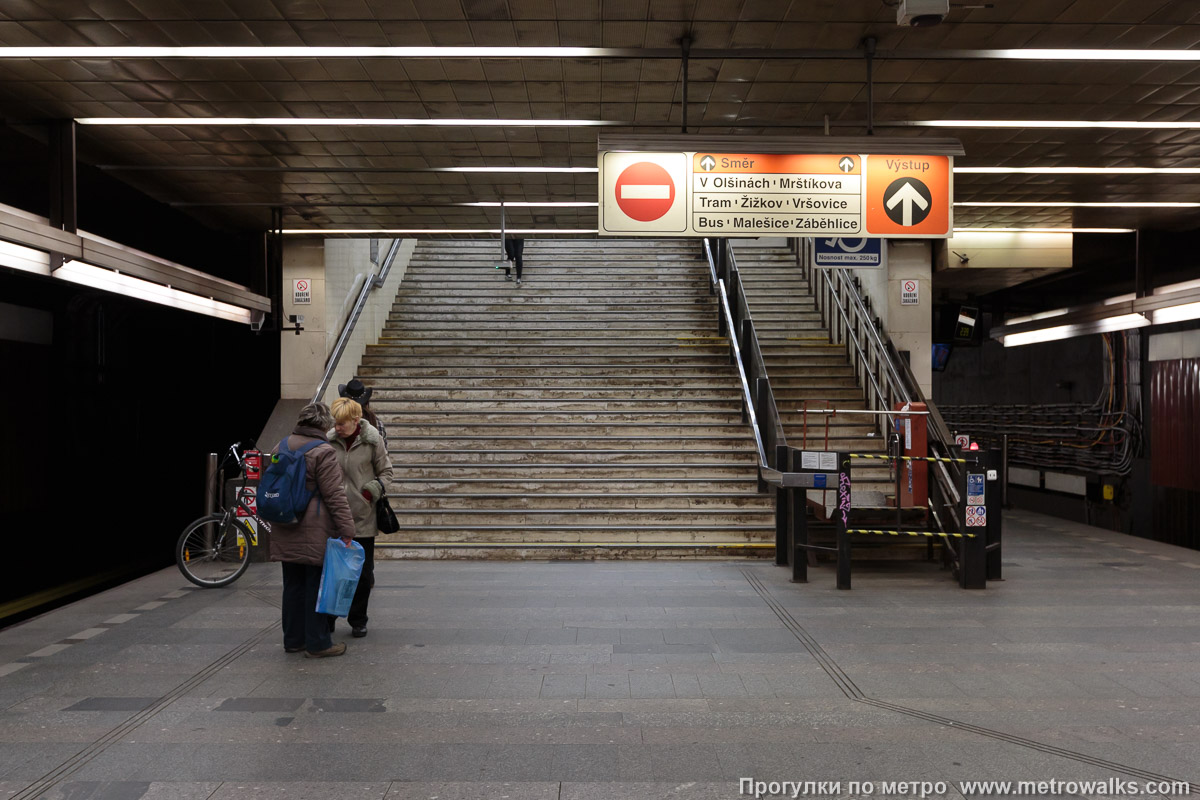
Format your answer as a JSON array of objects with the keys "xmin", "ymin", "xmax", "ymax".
[{"xmin": 328, "ymin": 396, "xmax": 393, "ymax": 638}]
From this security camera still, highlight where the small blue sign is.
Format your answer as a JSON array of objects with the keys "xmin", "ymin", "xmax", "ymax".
[
  {"xmin": 813, "ymin": 473, "xmax": 827, "ymax": 489},
  {"xmin": 967, "ymin": 473, "xmax": 985, "ymax": 506},
  {"xmin": 813, "ymin": 237, "xmax": 884, "ymax": 268}
]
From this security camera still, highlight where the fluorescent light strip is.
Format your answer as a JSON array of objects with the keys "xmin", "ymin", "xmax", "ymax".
[
  {"xmin": 53, "ymin": 261, "xmax": 252, "ymax": 323},
  {"xmin": 1154, "ymin": 302, "xmax": 1200, "ymax": 325},
  {"xmin": 440, "ymin": 167, "xmax": 599, "ymax": 173},
  {"xmin": 6, "ymin": 46, "xmax": 1200, "ymax": 61},
  {"xmin": 917, "ymin": 120, "xmax": 1200, "ymax": 130},
  {"xmin": 281, "ymin": 228, "xmax": 599, "ymax": 235},
  {"xmin": 956, "ymin": 201, "xmax": 1200, "ymax": 208},
  {"xmin": 1001, "ymin": 314, "xmax": 1150, "ymax": 347},
  {"xmin": 0, "ymin": 240, "xmax": 51, "ymax": 275},
  {"xmin": 3, "ymin": 47, "xmax": 615, "ymax": 59},
  {"xmin": 76, "ymin": 117, "xmax": 611, "ymax": 127},
  {"xmin": 957, "ymin": 166, "xmax": 1200, "ymax": 175},
  {"xmin": 460, "ymin": 201, "xmax": 599, "ymax": 207},
  {"xmin": 953, "ymin": 227, "xmax": 1135, "ymax": 234}
]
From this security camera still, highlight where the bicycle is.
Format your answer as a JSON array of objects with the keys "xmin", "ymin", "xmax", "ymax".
[{"xmin": 176, "ymin": 442, "xmax": 272, "ymax": 588}]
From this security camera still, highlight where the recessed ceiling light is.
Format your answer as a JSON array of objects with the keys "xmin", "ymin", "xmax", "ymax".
[
  {"xmin": 916, "ymin": 120, "xmax": 1200, "ymax": 130},
  {"xmin": 75, "ymin": 117, "xmax": 613, "ymax": 127},
  {"xmin": 460, "ymin": 201, "xmax": 599, "ymax": 207},
  {"xmin": 955, "ymin": 166, "xmax": 1200, "ymax": 175},
  {"xmin": 953, "ymin": 227, "xmax": 1135, "ymax": 233},
  {"xmin": 956, "ymin": 201, "xmax": 1200, "ymax": 208},
  {"xmin": 3, "ymin": 46, "xmax": 616, "ymax": 59},
  {"xmin": 441, "ymin": 167, "xmax": 599, "ymax": 173},
  {"xmin": 281, "ymin": 228, "xmax": 600, "ymax": 235}
]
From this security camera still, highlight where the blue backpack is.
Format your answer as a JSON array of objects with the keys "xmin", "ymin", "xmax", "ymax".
[{"xmin": 258, "ymin": 437, "xmax": 326, "ymax": 523}]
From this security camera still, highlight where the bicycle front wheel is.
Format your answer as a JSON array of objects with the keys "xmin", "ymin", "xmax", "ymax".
[{"xmin": 176, "ymin": 513, "xmax": 253, "ymax": 588}]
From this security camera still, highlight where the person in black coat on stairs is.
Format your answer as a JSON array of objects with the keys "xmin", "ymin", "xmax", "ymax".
[{"xmin": 503, "ymin": 236, "xmax": 525, "ymax": 286}]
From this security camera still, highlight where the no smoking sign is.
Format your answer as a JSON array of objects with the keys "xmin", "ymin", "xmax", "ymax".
[{"xmin": 600, "ymin": 152, "xmax": 687, "ymax": 233}]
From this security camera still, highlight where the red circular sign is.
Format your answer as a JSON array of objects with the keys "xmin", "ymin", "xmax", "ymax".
[{"xmin": 614, "ymin": 161, "xmax": 676, "ymax": 222}]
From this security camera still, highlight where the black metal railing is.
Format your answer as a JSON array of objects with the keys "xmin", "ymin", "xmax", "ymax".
[{"xmin": 805, "ymin": 239, "xmax": 966, "ymax": 535}]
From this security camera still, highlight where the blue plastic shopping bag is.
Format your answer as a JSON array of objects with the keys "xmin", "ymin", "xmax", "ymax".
[{"xmin": 315, "ymin": 538, "xmax": 365, "ymax": 617}]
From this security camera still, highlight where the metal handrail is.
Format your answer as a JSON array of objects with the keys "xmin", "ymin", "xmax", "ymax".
[
  {"xmin": 311, "ymin": 238, "xmax": 402, "ymax": 404},
  {"xmin": 703, "ymin": 238, "xmax": 783, "ymax": 486},
  {"xmin": 807, "ymin": 246, "xmax": 964, "ymax": 524}
]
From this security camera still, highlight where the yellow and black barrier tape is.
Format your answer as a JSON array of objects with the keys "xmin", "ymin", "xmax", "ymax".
[
  {"xmin": 846, "ymin": 528, "xmax": 976, "ymax": 539},
  {"xmin": 848, "ymin": 453, "xmax": 967, "ymax": 464}
]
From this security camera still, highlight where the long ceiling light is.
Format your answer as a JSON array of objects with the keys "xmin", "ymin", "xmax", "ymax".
[
  {"xmin": 953, "ymin": 227, "xmax": 1134, "ymax": 234},
  {"xmin": 956, "ymin": 166, "xmax": 1200, "ymax": 175},
  {"xmin": 916, "ymin": 120, "xmax": 1200, "ymax": 130},
  {"xmin": 461, "ymin": 201, "xmax": 598, "ymax": 207},
  {"xmin": 6, "ymin": 46, "xmax": 1200, "ymax": 61},
  {"xmin": 281, "ymin": 228, "xmax": 599, "ymax": 235},
  {"xmin": 76, "ymin": 117, "xmax": 612, "ymax": 127},
  {"xmin": 999, "ymin": 314, "xmax": 1151, "ymax": 347},
  {"xmin": 0, "ymin": 240, "xmax": 51, "ymax": 275},
  {"xmin": 956, "ymin": 201, "xmax": 1200, "ymax": 208},
  {"xmin": 994, "ymin": 282, "xmax": 1200, "ymax": 347},
  {"xmin": 442, "ymin": 167, "xmax": 598, "ymax": 173},
  {"xmin": 1, "ymin": 47, "xmax": 616, "ymax": 59},
  {"xmin": 53, "ymin": 261, "xmax": 252, "ymax": 323}
]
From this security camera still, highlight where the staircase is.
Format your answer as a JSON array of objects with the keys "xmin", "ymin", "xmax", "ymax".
[
  {"xmin": 732, "ymin": 245, "xmax": 894, "ymax": 513},
  {"xmin": 358, "ymin": 238, "xmax": 776, "ymax": 558}
]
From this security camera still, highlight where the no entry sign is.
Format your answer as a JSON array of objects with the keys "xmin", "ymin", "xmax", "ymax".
[
  {"xmin": 599, "ymin": 151, "xmax": 688, "ymax": 233},
  {"xmin": 615, "ymin": 162, "xmax": 676, "ymax": 221}
]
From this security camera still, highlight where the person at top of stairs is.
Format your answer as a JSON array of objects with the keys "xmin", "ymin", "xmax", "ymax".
[{"xmin": 503, "ymin": 236, "xmax": 525, "ymax": 285}]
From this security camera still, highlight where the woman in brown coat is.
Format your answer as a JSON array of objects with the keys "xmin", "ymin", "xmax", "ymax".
[
  {"xmin": 328, "ymin": 396, "xmax": 393, "ymax": 638},
  {"xmin": 268, "ymin": 402, "xmax": 357, "ymax": 658}
]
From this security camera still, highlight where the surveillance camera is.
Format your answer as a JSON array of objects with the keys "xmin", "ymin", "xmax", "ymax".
[{"xmin": 897, "ymin": 0, "xmax": 948, "ymax": 26}]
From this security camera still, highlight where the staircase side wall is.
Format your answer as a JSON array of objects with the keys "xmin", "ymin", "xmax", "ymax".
[{"xmin": 318, "ymin": 237, "xmax": 416, "ymax": 406}]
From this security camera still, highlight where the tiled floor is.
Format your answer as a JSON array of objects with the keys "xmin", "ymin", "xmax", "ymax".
[{"xmin": 2, "ymin": 510, "xmax": 1199, "ymax": 800}]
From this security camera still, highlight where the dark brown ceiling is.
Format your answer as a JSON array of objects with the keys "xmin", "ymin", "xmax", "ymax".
[{"xmin": 1, "ymin": 0, "xmax": 1200, "ymax": 244}]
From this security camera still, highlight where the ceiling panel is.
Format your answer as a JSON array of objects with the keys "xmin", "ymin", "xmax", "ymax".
[{"xmin": 0, "ymin": 0, "xmax": 1199, "ymax": 298}]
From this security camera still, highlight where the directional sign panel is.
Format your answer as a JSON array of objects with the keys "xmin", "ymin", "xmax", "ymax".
[
  {"xmin": 864, "ymin": 155, "xmax": 951, "ymax": 237},
  {"xmin": 598, "ymin": 149, "xmax": 952, "ymax": 238}
]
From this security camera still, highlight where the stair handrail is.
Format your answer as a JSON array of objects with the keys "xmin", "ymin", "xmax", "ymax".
[
  {"xmin": 703, "ymin": 238, "xmax": 784, "ymax": 486},
  {"xmin": 311, "ymin": 238, "xmax": 402, "ymax": 404},
  {"xmin": 806, "ymin": 244, "xmax": 964, "ymax": 524},
  {"xmin": 812, "ymin": 263, "xmax": 912, "ymax": 416}
]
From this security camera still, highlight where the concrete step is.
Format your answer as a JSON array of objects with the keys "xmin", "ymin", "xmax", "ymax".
[
  {"xmin": 387, "ymin": 423, "xmax": 754, "ymax": 436},
  {"xmin": 365, "ymin": 375, "xmax": 754, "ymax": 388},
  {"xmin": 378, "ymin": 327, "xmax": 725, "ymax": 339},
  {"xmin": 389, "ymin": 449, "xmax": 758, "ymax": 465},
  {"xmin": 374, "ymin": 388, "xmax": 743, "ymax": 401},
  {"xmin": 371, "ymin": 399, "xmax": 742, "ymax": 412},
  {"xmin": 391, "ymin": 508, "xmax": 775, "ymax": 526},
  {"xmin": 387, "ymin": 478, "xmax": 766, "ymax": 493},
  {"xmin": 375, "ymin": 525, "xmax": 775, "ymax": 545},
  {"xmin": 362, "ymin": 354, "xmax": 733, "ymax": 366},
  {"xmin": 390, "ymin": 436, "xmax": 756, "ymax": 450},
  {"xmin": 390, "ymin": 492, "xmax": 774, "ymax": 510},
  {"xmin": 391, "ymin": 463, "xmax": 759, "ymax": 478},
  {"xmin": 379, "ymin": 411, "xmax": 748, "ymax": 424}
]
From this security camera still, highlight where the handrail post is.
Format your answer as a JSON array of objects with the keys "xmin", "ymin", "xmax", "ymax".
[
  {"xmin": 985, "ymin": 448, "xmax": 1004, "ymax": 581},
  {"xmin": 775, "ymin": 444, "xmax": 790, "ymax": 566},
  {"xmin": 204, "ymin": 452, "xmax": 218, "ymax": 517},
  {"xmin": 790, "ymin": 448, "xmax": 810, "ymax": 583},
  {"xmin": 755, "ymin": 377, "xmax": 769, "ymax": 493},
  {"xmin": 836, "ymin": 451, "xmax": 851, "ymax": 590}
]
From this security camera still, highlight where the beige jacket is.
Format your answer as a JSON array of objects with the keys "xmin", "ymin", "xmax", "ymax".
[{"xmin": 327, "ymin": 419, "xmax": 394, "ymax": 539}]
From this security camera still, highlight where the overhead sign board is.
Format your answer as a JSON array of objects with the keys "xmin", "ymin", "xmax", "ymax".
[
  {"xmin": 599, "ymin": 150, "xmax": 952, "ymax": 238},
  {"xmin": 812, "ymin": 237, "xmax": 885, "ymax": 268}
]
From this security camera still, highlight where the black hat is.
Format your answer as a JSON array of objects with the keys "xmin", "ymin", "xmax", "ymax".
[{"xmin": 338, "ymin": 378, "xmax": 373, "ymax": 404}]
